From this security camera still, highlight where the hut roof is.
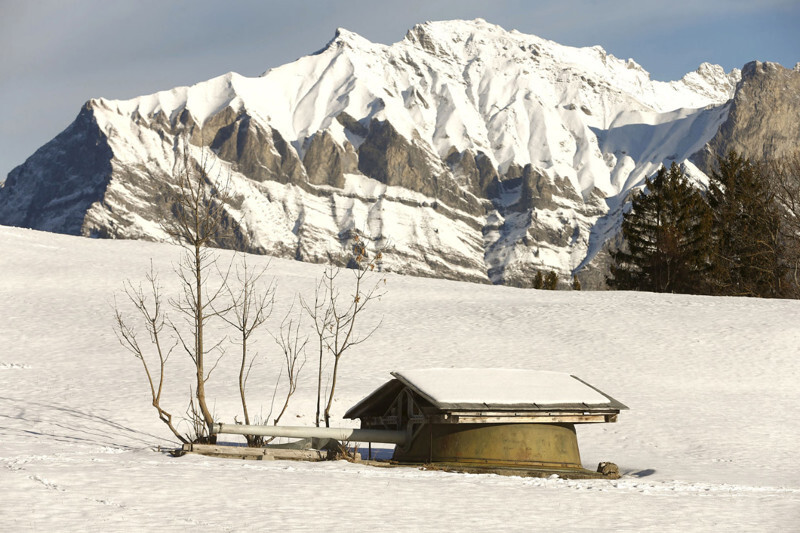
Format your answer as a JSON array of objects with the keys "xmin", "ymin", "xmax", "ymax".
[{"xmin": 345, "ymin": 368, "xmax": 628, "ymax": 419}]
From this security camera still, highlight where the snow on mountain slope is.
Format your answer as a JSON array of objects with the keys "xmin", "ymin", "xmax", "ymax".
[
  {"xmin": 1, "ymin": 226, "xmax": 798, "ymax": 531},
  {"xmin": 100, "ymin": 19, "xmax": 737, "ymax": 195},
  {"xmin": 0, "ymin": 19, "xmax": 742, "ymax": 287}
]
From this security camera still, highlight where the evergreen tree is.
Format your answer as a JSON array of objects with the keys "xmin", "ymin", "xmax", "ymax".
[
  {"xmin": 707, "ymin": 151, "xmax": 785, "ymax": 297},
  {"xmin": 572, "ymin": 275, "xmax": 581, "ymax": 291},
  {"xmin": 545, "ymin": 271, "xmax": 559, "ymax": 290},
  {"xmin": 533, "ymin": 271, "xmax": 544, "ymax": 289},
  {"xmin": 769, "ymin": 151, "xmax": 800, "ymax": 298},
  {"xmin": 609, "ymin": 163, "xmax": 712, "ymax": 293}
]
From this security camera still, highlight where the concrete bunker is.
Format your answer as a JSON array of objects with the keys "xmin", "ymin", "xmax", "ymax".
[{"xmin": 344, "ymin": 369, "xmax": 628, "ymax": 471}]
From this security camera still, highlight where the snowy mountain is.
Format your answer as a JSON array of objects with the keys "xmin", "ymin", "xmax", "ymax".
[{"xmin": 1, "ymin": 18, "xmax": 776, "ymax": 287}]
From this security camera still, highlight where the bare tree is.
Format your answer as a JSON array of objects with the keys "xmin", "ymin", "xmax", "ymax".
[
  {"xmin": 162, "ymin": 136, "xmax": 232, "ymax": 434},
  {"xmin": 218, "ymin": 257, "xmax": 275, "ymax": 429},
  {"xmin": 113, "ymin": 263, "xmax": 187, "ymax": 443},
  {"xmin": 116, "ymin": 132, "xmax": 315, "ymax": 446},
  {"xmin": 119, "ymin": 131, "xmax": 390, "ymax": 445},
  {"xmin": 270, "ymin": 303, "xmax": 308, "ymax": 426},
  {"xmin": 302, "ymin": 276, "xmax": 334, "ymax": 427},
  {"xmin": 303, "ymin": 235, "xmax": 386, "ymax": 427}
]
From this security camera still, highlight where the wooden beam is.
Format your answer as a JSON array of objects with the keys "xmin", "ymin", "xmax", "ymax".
[
  {"xmin": 182, "ymin": 443, "xmax": 328, "ymax": 461},
  {"xmin": 445, "ymin": 410, "xmax": 619, "ymax": 417},
  {"xmin": 433, "ymin": 414, "xmax": 613, "ymax": 424}
]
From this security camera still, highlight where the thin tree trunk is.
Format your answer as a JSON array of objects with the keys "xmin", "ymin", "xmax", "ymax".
[
  {"xmin": 316, "ymin": 340, "xmax": 323, "ymax": 427},
  {"xmin": 324, "ymin": 355, "xmax": 340, "ymax": 428},
  {"xmin": 194, "ymin": 242, "xmax": 213, "ymax": 429},
  {"xmin": 240, "ymin": 336, "xmax": 250, "ymax": 425}
]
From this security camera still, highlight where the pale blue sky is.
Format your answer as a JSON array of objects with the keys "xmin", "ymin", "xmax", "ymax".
[{"xmin": 1, "ymin": 0, "xmax": 798, "ymax": 181}]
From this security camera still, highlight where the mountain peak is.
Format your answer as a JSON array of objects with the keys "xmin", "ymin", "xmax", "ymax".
[
  {"xmin": 403, "ymin": 18, "xmax": 524, "ymax": 56},
  {"xmin": 320, "ymin": 26, "xmax": 376, "ymax": 53},
  {"xmin": 741, "ymin": 60, "xmax": 788, "ymax": 78},
  {"xmin": 332, "ymin": 27, "xmax": 364, "ymax": 42},
  {"xmin": 406, "ymin": 18, "xmax": 501, "ymax": 37}
]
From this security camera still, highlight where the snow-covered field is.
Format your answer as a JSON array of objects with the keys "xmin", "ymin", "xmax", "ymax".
[{"xmin": 1, "ymin": 225, "xmax": 798, "ymax": 531}]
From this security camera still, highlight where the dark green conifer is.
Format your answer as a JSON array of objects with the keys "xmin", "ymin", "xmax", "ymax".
[
  {"xmin": 608, "ymin": 162, "xmax": 712, "ymax": 293},
  {"xmin": 545, "ymin": 271, "xmax": 558, "ymax": 290},
  {"xmin": 706, "ymin": 151, "xmax": 785, "ymax": 297},
  {"xmin": 533, "ymin": 271, "xmax": 544, "ymax": 289}
]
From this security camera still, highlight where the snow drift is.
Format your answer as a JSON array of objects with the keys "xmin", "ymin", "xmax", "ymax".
[{"xmin": 1, "ymin": 226, "xmax": 798, "ymax": 531}]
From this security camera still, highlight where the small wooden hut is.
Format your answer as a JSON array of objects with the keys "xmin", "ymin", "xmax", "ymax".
[{"xmin": 344, "ymin": 369, "xmax": 627, "ymax": 471}]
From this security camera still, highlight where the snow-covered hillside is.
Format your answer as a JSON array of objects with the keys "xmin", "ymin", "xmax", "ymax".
[
  {"xmin": 1, "ymin": 226, "xmax": 798, "ymax": 531},
  {"xmin": 98, "ymin": 19, "xmax": 737, "ymax": 190},
  {"xmin": 0, "ymin": 19, "xmax": 747, "ymax": 287}
]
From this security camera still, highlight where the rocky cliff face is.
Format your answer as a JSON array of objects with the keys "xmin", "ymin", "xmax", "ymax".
[
  {"xmin": 2, "ymin": 19, "xmax": 789, "ymax": 288},
  {"xmin": 693, "ymin": 61, "xmax": 800, "ymax": 173},
  {"xmin": 1, "ymin": 104, "xmax": 113, "ymax": 233}
]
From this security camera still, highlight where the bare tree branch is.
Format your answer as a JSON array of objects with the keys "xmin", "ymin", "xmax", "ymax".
[
  {"xmin": 302, "ymin": 234, "xmax": 386, "ymax": 427},
  {"xmin": 271, "ymin": 301, "xmax": 308, "ymax": 425},
  {"xmin": 113, "ymin": 264, "xmax": 187, "ymax": 444}
]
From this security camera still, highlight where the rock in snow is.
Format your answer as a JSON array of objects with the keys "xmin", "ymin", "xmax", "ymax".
[{"xmin": 4, "ymin": 19, "xmax": 796, "ymax": 288}]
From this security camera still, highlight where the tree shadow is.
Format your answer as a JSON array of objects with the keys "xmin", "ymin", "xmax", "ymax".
[{"xmin": 0, "ymin": 395, "xmax": 172, "ymax": 450}]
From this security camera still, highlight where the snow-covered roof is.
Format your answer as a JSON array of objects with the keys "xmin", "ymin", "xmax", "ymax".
[
  {"xmin": 345, "ymin": 368, "xmax": 627, "ymax": 418},
  {"xmin": 396, "ymin": 368, "xmax": 614, "ymax": 407}
]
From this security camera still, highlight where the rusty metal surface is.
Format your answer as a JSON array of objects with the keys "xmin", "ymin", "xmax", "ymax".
[{"xmin": 394, "ymin": 422, "xmax": 583, "ymax": 469}]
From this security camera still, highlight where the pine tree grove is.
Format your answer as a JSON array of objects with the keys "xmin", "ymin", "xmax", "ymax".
[
  {"xmin": 608, "ymin": 152, "xmax": 797, "ymax": 298},
  {"xmin": 608, "ymin": 162, "xmax": 712, "ymax": 293},
  {"xmin": 706, "ymin": 151, "xmax": 786, "ymax": 297}
]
